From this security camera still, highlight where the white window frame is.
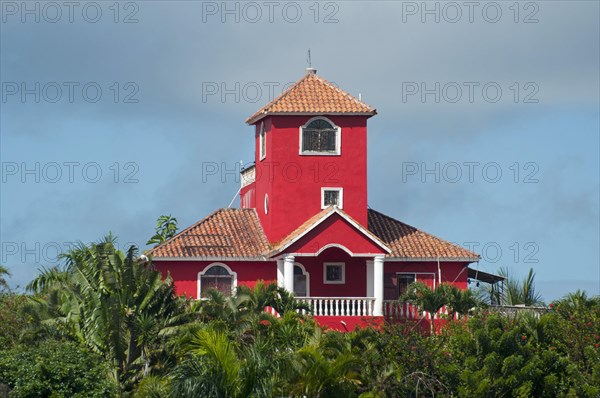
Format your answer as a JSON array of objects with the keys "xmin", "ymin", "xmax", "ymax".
[
  {"xmin": 299, "ymin": 116, "xmax": 341, "ymax": 156},
  {"xmin": 294, "ymin": 262, "xmax": 310, "ymax": 297},
  {"xmin": 323, "ymin": 262, "xmax": 345, "ymax": 284},
  {"xmin": 197, "ymin": 262, "xmax": 237, "ymax": 299},
  {"xmin": 259, "ymin": 122, "xmax": 266, "ymax": 161},
  {"xmin": 321, "ymin": 187, "xmax": 343, "ymax": 209}
]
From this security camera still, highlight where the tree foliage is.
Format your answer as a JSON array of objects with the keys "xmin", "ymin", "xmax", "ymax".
[
  {"xmin": 146, "ymin": 215, "xmax": 178, "ymax": 247},
  {"xmin": 0, "ymin": 340, "xmax": 117, "ymax": 397},
  {"xmin": 24, "ymin": 235, "xmax": 184, "ymax": 393},
  {"xmin": 2, "ymin": 232, "xmax": 598, "ymax": 397}
]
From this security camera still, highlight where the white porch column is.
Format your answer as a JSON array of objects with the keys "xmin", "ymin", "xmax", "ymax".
[
  {"xmin": 283, "ymin": 255, "xmax": 295, "ymax": 293},
  {"xmin": 366, "ymin": 260, "xmax": 374, "ymax": 298},
  {"xmin": 276, "ymin": 259, "xmax": 285, "ymax": 287},
  {"xmin": 373, "ymin": 255, "xmax": 385, "ymax": 316}
]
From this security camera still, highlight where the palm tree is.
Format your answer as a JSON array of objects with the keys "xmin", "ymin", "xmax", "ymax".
[
  {"xmin": 289, "ymin": 331, "xmax": 363, "ymax": 397},
  {"xmin": 0, "ymin": 264, "xmax": 11, "ymax": 292},
  {"xmin": 445, "ymin": 285, "xmax": 479, "ymax": 319},
  {"xmin": 146, "ymin": 215, "xmax": 178, "ymax": 247},
  {"xmin": 498, "ymin": 267, "xmax": 544, "ymax": 306},
  {"xmin": 26, "ymin": 235, "xmax": 182, "ymax": 392},
  {"xmin": 402, "ymin": 281, "xmax": 451, "ymax": 335}
]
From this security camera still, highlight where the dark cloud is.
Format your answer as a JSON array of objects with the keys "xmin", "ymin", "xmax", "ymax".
[{"xmin": 1, "ymin": 0, "xmax": 598, "ymax": 300}]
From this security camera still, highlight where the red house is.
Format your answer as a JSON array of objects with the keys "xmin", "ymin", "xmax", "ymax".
[{"xmin": 150, "ymin": 69, "xmax": 485, "ymax": 330}]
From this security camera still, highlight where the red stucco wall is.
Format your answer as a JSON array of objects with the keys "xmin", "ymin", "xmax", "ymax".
[
  {"xmin": 284, "ymin": 213, "xmax": 386, "ymax": 255},
  {"xmin": 250, "ymin": 115, "xmax": 370, "ymax": 243},
  {"xmin": 154, "ymin": 260, "xmax": 276, "ymax": 299},
  {"xmin": 154, "ymin": 258, "xmax": 470, "ymax": 300}
]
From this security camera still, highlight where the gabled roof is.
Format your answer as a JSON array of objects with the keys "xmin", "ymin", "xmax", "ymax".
[
  {"xmin": 246, "ymin": 70, "xmax": 377, "ymax": 124},
  {"xmin": 147, "ymin": 209, "xmax": 270, "ymax": 259},
  {"xmin": 368, "ymin": 209, "xmax": 480, "ymax": 261},
  {"xmin": 148, "ymin": 207, "xmax": 479, "ymax": 262},
  {"xmin": 269, "ymin": 206, "xmax": 391, "ymax": 256}
]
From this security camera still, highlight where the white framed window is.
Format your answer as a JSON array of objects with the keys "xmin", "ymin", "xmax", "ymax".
[
  {"xmin": 323, "ymin": 262, "xmax": 345, "ymax": 284},
  {"xmin": 259, "ymin": 122, "xmax": 266, "ymax": 160},
  {"xmin": 198, "ymin": 263, "xmax": 237, "ymax": 298},
  {"xmin": 321, "ymin": 187, "xmax": 343, "ymax": 209},
  {"xmin": 299, "ymin": 117, "xmax": 341, "ymax": 155}
]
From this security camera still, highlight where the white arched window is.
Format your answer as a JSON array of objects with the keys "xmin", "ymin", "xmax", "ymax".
[
  {"xmin": 198, "ymin": 263, "xmax": 237, "ymax": 298},
  {"xmin": 299, "ymin": 117, "xmax": 341, "ymax": 155}
]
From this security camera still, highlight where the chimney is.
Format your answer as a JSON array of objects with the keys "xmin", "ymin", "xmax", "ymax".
[{"xmin": 306, "ymin": 67, "xmax": 317, "ymax": 75}]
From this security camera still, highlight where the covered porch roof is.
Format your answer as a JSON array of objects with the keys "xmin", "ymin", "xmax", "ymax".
[{"xmin": 468, "ymin": 268, "xmax": 506, "ymax": 284}]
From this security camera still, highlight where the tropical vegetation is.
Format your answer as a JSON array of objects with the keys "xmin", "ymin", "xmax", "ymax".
[{"xmin": 0, "ymin": 223, "xmax": 598, "ymax": 397}]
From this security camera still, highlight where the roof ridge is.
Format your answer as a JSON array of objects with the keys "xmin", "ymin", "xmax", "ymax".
[
  {"xmin": 245, "ymin": 71, "xmax": 376, "ymax": 124},
  {"xmin": 146, "ymin": 208, "xmax": 223, "ymax": 256},
  {"xmin": 368, "ymin": 208, "xmax": 478, "ymax": 257},
  {"xmin": 148, "ymin": 208, "xmax": 271, "ymax": 259},
  {"xmin": 245, "ymin": 73, "xmax": 311, "ymax": 123},
  {"xmin": 314, "ymin": 74, "xmax": 375, "ymax": 110}
]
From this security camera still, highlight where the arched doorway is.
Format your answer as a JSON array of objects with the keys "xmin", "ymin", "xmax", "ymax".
[{"xmin": 293, "ymin": 263, "xmax": 310, "ymax": 297}]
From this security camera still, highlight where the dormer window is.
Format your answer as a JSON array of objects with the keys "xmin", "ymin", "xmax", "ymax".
[
  {"xmin": 259, "ymin": 122, "xmax": 266, "ymax": 160},
  {"xmin": 321, "ymin": 187, "xmax": 343, "ymax": 209},
  {"xmin": 300, "ymin": 117, "xmax": 341, "ymax": 155}
]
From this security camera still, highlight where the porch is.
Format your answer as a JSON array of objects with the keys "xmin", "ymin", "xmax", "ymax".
[{"xmin": 293, "ymin": 297, "xmax": 459, "ymax": 320}]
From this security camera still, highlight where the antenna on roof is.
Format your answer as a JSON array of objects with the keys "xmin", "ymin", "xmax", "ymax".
[{"xmin": 305, "ymin": 49, "xmax": 317, "ymax": 75}]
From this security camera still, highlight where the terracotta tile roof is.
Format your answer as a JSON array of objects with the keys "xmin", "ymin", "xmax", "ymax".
[
  {"xmin": 269, "ymin": 206, "xmax": 390, "ymax": 256},
  {"xmin": 148, "ymin": 207, "xmax": 478, "ymax": 262},
  {"xmin": 147, "ymin": 209, "xmax": 270, "ymax": 259},
  {"xmin": 246, "ymin": 70, "xmax": 377, "ymax": 124},
  {"xmin": 368, "ymin": 209, "xmax": 480, "ymax": 261}
]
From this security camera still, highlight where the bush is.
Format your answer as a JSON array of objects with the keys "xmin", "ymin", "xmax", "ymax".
[{"xmin": 0, "ymin": 340, "xmax": 117, "ymax": 398}]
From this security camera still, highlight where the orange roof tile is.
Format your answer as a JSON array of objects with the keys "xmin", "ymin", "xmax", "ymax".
[
  {"xmin": 368, "ymin": 209, "xmax": 480, "ymax": 261},
  {"xmin": 246, "ymin": 70, "xmax": 377, "ymax": 124},
  {"xmin": 148, "ymin": 207, "xmax": 479, "ymax": 262},
  {"xmin": 147, "ymin": 209, "xmax": 270, "ymax": 259}
]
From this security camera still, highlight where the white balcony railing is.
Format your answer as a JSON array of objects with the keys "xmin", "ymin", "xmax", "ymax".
[
  {"xmin": 383, "ymin": 301, "xmax": 460, "ymax": 320},
  {"xmin": 295, "ymin": 297, "xmax": 376, "ymax": 316}
]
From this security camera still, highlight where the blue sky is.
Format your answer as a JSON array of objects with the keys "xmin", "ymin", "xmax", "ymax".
[{"xmin": 1, "ymin": 1, "xmax": 598, "ymax": 301}]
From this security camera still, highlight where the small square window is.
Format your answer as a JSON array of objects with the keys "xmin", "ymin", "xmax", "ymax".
[
  {"xmin": 324, "ymin": 262, "xmax": 345, "ymax": 284},
  {"xmin": 321, "ymin": 188, "xmax": 343, "ymax": 209}
]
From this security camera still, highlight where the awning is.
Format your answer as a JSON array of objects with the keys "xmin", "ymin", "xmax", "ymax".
[{"xmin": 468, "ymin": 268, "xmax": 506, "ymax": 284}]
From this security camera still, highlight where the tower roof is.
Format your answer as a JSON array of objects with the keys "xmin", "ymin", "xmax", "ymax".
[{"xmin": 245, "ymin": 69, "xmax": 377, "ymax": 124}]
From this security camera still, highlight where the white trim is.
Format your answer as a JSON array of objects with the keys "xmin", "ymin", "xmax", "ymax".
[
  {"xmin": 197, "ymin": 262, "xmax": 238, "ymax": 298},
  {"xmin": 321, "ymin": 187, "xmax": 343, "ymax": 209},
  {"xmin": 246, "ymin": 112, "xmax": 376, "ymax": 125},
  {"xmin": 259, "ymin": 122, "xmax": 266, "ymax": 161},
  {"xmin": 153, "ymin": 256, "xmax": 268, "ymax": 261},
  {"xmin": 269, "ymin": 206, "xmax": 391, "ymax": 256},
  {"xmin": 385, "ymin": 257, "xmax": 479, "ymax": 262},
  {"xmin": 152, "ymin": 256, "xmax": 478, "ymax": 262},
  {"xmin": 366, "ymin": 260, "xmax": 374, "ymax": 298},
  {"xmin": 264, "ymin": 193, "xmax": 269, "ymax": 215},
  {"xmin": 299, "ymin": 116, "xmax": 341, "ymax": 156},
  {"xmin": 323, "ymin": 262, "xmax": 345, "ymax": 284},
  {"xmin": 277, "ymin": 259, "xmax": 284, "ymax": 287},
  {"xmin": 293, "ymin": 262, "xmax": 310, "ymax": 297},
  {"xmin": 315, "ymin": 243, "xmax": 353, "ymax": 256}
]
